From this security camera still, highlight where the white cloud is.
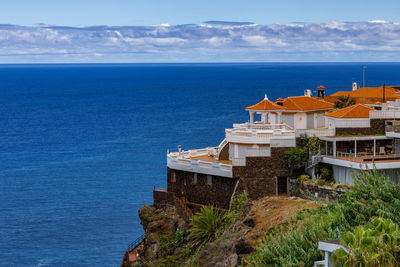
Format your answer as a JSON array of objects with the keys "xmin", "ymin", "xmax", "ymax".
[{"xmin": 1, "ymin": 21, "xmax": 400, "ymax": 62}]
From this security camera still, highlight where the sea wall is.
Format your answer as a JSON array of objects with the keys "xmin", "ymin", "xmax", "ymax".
[{"xmin": 289, "ymin": 179, "xmax": 345, "ymax": 202}]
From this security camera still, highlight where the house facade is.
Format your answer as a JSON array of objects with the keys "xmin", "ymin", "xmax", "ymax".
[{"xmin": 156, "ymin": 92, "xmax": 338, "ymax": 209}]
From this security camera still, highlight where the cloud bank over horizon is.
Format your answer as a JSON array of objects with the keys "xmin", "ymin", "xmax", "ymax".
[{"xmin": 1, "ymin": 21, "xmax": 400, "ymax": 63}]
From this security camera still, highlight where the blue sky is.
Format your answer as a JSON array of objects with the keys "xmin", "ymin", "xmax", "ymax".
[
  {"xmin": 1, "ymin": 0, "xmax": 400, "ymax": 26},
  {"xmin": 1, "ymin": 0, "xmax": 400, "ymax": 62}
]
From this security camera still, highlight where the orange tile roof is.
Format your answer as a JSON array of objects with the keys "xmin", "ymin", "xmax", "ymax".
[
  {"xmin": 280, "ymin": 96, "xmax": 334, "ymax": 111},
  {"xmin": 324, "ymin": 104, "xmax": 373, "ymax": 118},
  {"xmin": 246, "ymin": 96, "xmax": 286, "ymax": 110},
  {"xmin": 330, "ymin": 85, "xmax": 400, "ymax": 99}
]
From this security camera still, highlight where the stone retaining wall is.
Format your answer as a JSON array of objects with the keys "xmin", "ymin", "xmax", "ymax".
[{"xmin": 289, "ymin": 179, "xmax": 345, "ymax": 202}]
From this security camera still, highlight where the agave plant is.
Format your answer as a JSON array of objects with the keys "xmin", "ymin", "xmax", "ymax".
[
  {"xmin": 189, "ymin": 206, "xmax": 227, "ymax": 244},
  {"xmin": 331, "ymin": 217, "xmax": 400, "ymax": 267}
]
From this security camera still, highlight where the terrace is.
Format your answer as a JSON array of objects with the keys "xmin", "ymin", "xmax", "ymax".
[
  {"xmin": 226, "ymin": 122, "xmax": 296, "ymax": 146},
  {"xmin": 167, "ymin": 147, "xmax": 233, "ymax": 177},
  {"xmin": 318, "ymin": 135, "xmax": 400, "ymax": 169}
]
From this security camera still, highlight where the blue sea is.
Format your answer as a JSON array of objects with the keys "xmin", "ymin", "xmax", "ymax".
[{"xmin": 1, "ymin": 63, "xmax": 400, "ymax": 266}]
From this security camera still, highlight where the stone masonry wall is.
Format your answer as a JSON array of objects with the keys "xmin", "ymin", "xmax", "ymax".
[
  {"xmin": 335, "ymin": 119, "xmax": 386, "ymax": 136},
  {"xmin": 289, "ymin": 179, "xmax": 345, "ymax": 202},
  {"xmin": 167, "ymin": 168, "xmax": 238, "ymax": 209},
  {"xmin": 232, "ymin": 147, "xmax": 290, "ymax": 200}
]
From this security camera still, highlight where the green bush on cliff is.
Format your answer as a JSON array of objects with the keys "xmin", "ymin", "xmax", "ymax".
[
  {"xmin": 244, "ymin": 169, "xmax": 400, "ymax": 267},
  {"xmin": 160, "ymin": 228, "xmax": 188, "ymax": 254},
  {"xmin": 190, "ymin": 206, "xmax": 227, "ymax": 244},
  {"xmin": 331, "ymin": 217, "xmax": 400, "ymax": 267},
  {"xmin": 227, "ymin": 191, "xmax": 250, "ymax": 224}
]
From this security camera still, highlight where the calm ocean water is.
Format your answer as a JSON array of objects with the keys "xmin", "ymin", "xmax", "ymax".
[{"xmin": 1, "ymin": 63, "xmax": 400, "ymax": 266}]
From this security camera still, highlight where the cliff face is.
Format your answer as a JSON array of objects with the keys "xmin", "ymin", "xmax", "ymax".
[
  {"xmin": 130, "ymin": 196, "xmax": 318, "ymax": 267},
  {"xmin": 138, "ymin": 204, "xmax": 187, "ymax": 262}
]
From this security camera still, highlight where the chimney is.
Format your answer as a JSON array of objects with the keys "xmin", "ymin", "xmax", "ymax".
[
  {"xmin": 352, "ymin": 82, "xmax": 358, "ymax": 91},
  {"xmin": 317, "ymin": 85, "xmax": 326, "ymax": 98},
  {"xmin": 276, "ymin": 97, "xmax": 284, "ymax": 106}
]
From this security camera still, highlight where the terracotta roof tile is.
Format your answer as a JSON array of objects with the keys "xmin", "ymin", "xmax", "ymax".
[
  {"xmin": 280, "ymin": 96, "xmax": 334, "ymax": 111},
  {"xmin": 330, "ymin": 85, "xmax": 400, "ymax": 100},
  {"xmin": 324, "ymin": 104, "xmax": 373, "ymax": 118},
  {"xmin": 246, "ymin": 97, "xmax": 286, "ymax": 110}
]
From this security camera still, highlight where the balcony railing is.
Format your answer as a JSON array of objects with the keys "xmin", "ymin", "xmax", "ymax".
[
  {"xmin": 385, "ymin": 125, "xmax": 400, "ymax": 133},
  {"xmin": 295, "ymin": 128, "xmax": 335, "ymax": 137},
  {"xmin": 226, "ymin": 123, "xmax": 296, "ymax": 145},
  {"xmin": 370, "ymin": 110, "xmax": 400, "ymax": 119},
  {"xmin": 325, "ymin": 152, "xmax": 400, "ymax": 163},
  {"xmin": 167, "ymin": 148, "xmax": 233, "ymax": 177},
  {"xmin": 232, "ymin": 122, "xmax": 294, "ymax": 131}
]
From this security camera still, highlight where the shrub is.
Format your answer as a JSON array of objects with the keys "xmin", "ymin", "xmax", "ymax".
[
  {"xmin": 228, "ymin": 191, "xmax": 250, "ymax": 223},
  {"xmin": 285, "ymin": 147, "xmax": 308, "ymax": 177},
  {"xmin": 160, "ymin": 228, "xmax": 188, "ymax": 254},
  {"xmin": 319, "ymin": 166, "xmax": 334, "ymax": 182},
  {"xmin": 190, "ymin": 206, "xmax": 227, "ymax": 244},
  {"xmin": 298, "ymin": 174, "xmax": 311, "ymax": 182},
  {"xmin": 331, "ymin": 217, "xmax": 400, "ymax": 266},
  {"xmin": 244, "ymin": 168, "xmax": 400, "ymax": 266},
  {"xmin": 339, "ymin": 168, "xmax": 400, "ymax": 227},
  {"xmin": 244, "ymin": 204, "xmax": 348, "ymax": 266}
]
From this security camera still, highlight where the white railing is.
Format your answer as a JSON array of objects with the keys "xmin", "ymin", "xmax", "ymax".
[
  {"xmin": 225, "ymin": 129, "xmax": 296, "ymax": 144},
  {"xmin": 217, "ymin": 138, "xmax": 228, "ymax": 159},
  {"xmin": 232, "ymin": 122, "xmax": 294, "ymax": 131},
  {"xmin": 370, "ymin": 110, "xmax": 400, "ymax": 119},
  {"xmin": 324, "ymin": 152, "xmax": 400, "ymax": 163},
  {"xmin": 295, "ymin": 128, "xmax": 335, "ymax": 137},
  {"xmin": 334, "ymin": 119, "xmax": 370, "ymax": 128},
  {"xmin": 169, "ymin": 147, "xmax": 218, "ymax": 159},
  {"xmin": 226, "ymin": 123, "xmax": 296, "ymax": 145},
  {"xmin": 167, "ymin": 148, "xmax": 233, "ymax": 177}
]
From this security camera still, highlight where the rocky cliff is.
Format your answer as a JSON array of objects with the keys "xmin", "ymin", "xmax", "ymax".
[{"xmin": 124, "ymin": 196, "xmax": 319, "ymax": 267}]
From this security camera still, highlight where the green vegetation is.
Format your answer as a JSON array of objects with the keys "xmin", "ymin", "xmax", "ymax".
[
  {"xmin": 190, "ymin": 206, "xmax": 227, "ymax": 244},
  {"xmin": 285, "ymin": 147, "xmax": 308, "ymax": 177},
  {"xmin": 227, "ymin": 190, "xmax": 251, "ymax": 224},
  {"xmin": 334, "ymin": 95, "xmax": 356, "ymax": 109},
  {"xmin": 149, "ymin": 192, "xmax": 251, "ymax": 266},
  {"xmin": 285, "ymin": 135, "xmax": 323, "ymax": 178},
  {"xmin": 244, "ymin": 169, "xmax": 400, "ymax": 267},
  {"xmin": 331, "ymin": 217, "xmax": 400, "ymax": 267},
  {"xmin": 160, "ymin": 229, "xmax": 188, "ymax": 254}
]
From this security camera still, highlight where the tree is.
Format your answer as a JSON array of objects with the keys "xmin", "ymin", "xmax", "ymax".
[{"xmin": 334, "ymin": 95, "xmax": 356, "ymax": 109}]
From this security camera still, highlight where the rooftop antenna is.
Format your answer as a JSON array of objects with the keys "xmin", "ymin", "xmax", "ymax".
[{"xmin": 363, "ymin": 66, "xmax": 366, "ymax": 104}]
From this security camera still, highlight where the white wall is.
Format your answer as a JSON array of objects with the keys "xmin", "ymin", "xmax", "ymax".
[
  {"xmin": 294, "ymin": 112, "xmax": 307, "ymax": 129},
  {"xmin": 229, "ymin": 144, "xmax": 271, "ymax": 160},
  {"xmin": 282, "ymin": 114, "xmax": 295, "ymax": 128}
]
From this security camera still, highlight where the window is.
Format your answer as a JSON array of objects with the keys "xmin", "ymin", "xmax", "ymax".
[
  {"xmin": 193, "ymin": 173, "xmax": 197, "ymax": 184},
  {"xmin": 207, "ymin": 175, "xmax": 212, "ymax": 185},
  {"xmin": 171, "ymin": 172, "xmax": 176, "ymax": 183}
]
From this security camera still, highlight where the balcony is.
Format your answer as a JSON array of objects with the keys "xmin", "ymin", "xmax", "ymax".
[
  {"xmin": 328, "ymin": 152, "xmax": 400, "ymax": 163},
  {"xmin": 167, "ymin": 148, "xmax": 233, "ymax": 177},
  {"xmin": 295, "ymin": 128, "xmax": 335, "ymax": 137},
  {"xmin": 226, "ymin": 123, "xmax": 296, "ymax": 146}
]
